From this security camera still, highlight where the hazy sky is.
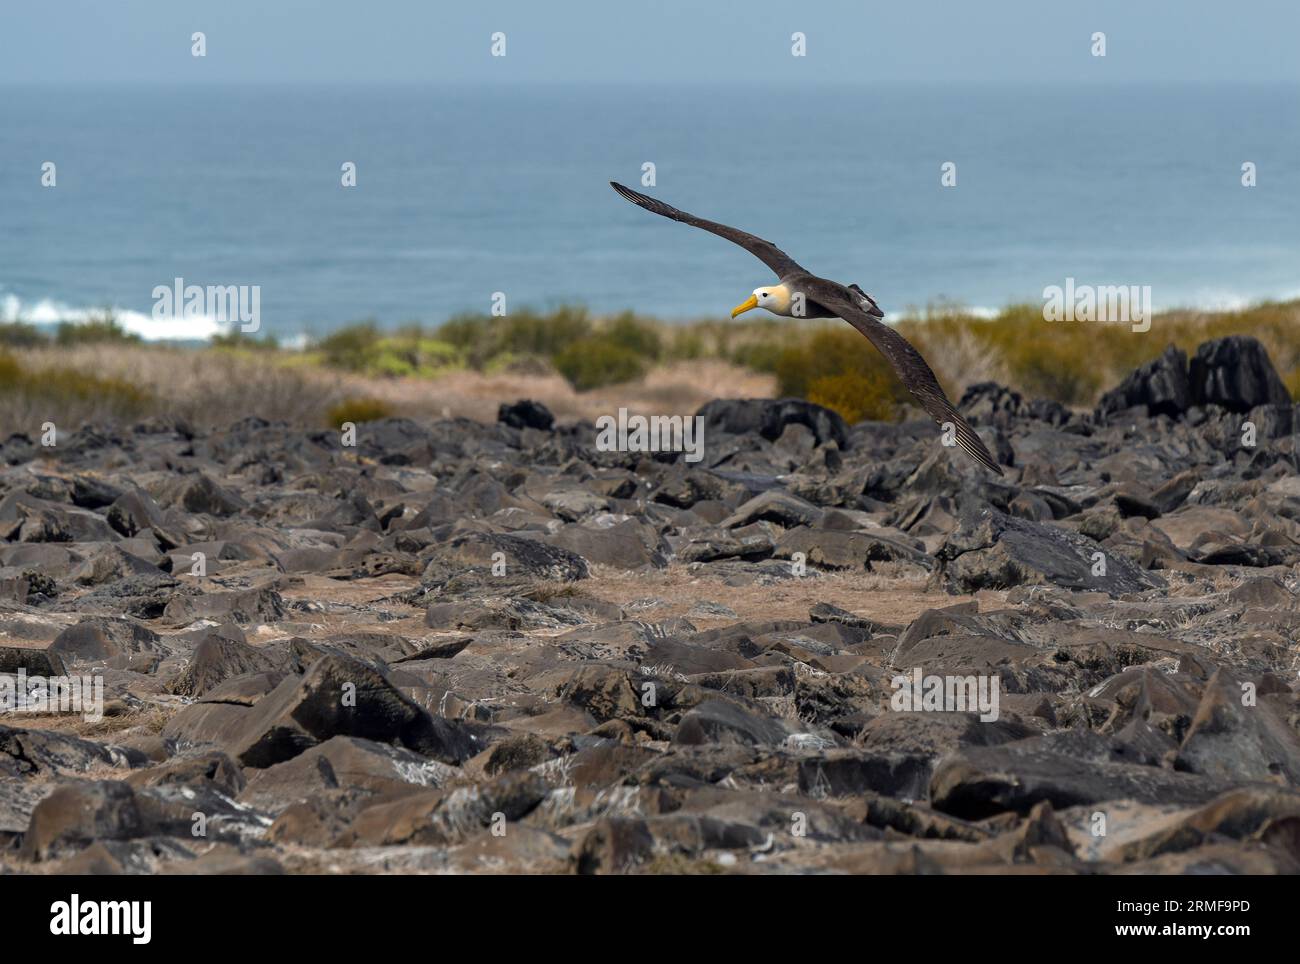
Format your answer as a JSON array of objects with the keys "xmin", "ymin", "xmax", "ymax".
[{"xmin": 3, "ymin": 0, "xmax": 1297, "ymax": 86}]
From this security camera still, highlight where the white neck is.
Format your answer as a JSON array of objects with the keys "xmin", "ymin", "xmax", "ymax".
[{"xmin": 767, "ymin": 283, "xmax": 794, "ymax": 315}]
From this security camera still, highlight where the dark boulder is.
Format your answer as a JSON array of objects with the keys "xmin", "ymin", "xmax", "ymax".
[
  {"xmin": 1096, "ymin": 344, "xmax": 1191, "ymax": 418},
  {"xmin": 697, "ymin": 398, "xmax": 848, "ymax": 448},
  {"xmin": 49, "ymin": 617, "xmax": 164, "ymax": 663},
  {"xmin": 931, "ymin": 731, "xmax": 1234, "ymax": 820},
  {"xmin": 1, "ymin": 725, "xmax": 147, "ymax": 779},
  {"xmin": 959, "ymin": 382, "xmax": 1028, "ymax": 429},
  {"xmin": 225, "ymin": 653, "xmax": 481, "ymax": 768},
  {"xmin": 169, "ymin": 626, "xmax": 284, "ymax": 697},
  {"xmin": 673, "ymin": 700, "xmax": 793, "ymax": 747},
  {"xmin": 420, "ymin": 531, "xmax": 589, "ymax": 586},
  {"xmin": 497, "ymin": 399, "xmax": 555, "ymax": 431},
  {"xmin": 931, "ymin": 503, "xmax": 1160, "ymax": 597},
  {"xmin": 165, "ymin": 472, "xmax": 248, "ymax": 516},
  {"xmin": 1188, "ymin": 335, "xmax": 1290, "ymax": 413}
]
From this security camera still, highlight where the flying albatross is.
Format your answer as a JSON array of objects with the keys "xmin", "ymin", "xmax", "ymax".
[{"xmin": 609, "ymin": 181, "xmax": 1002, "ymax": 475}]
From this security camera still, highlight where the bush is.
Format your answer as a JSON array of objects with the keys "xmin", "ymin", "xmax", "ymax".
[
  {"xmin": 316, "ymin": 322, "xmax": 381, "ymax": 372},
  {"xmin": 211, "ymin": 330, "xmax": 279, "ymax": 351},
  {"xmin": 1284, "ymin": 367, "xmax": 1300, "ymax": 403},
  {"xmin": 998, "ymin": 328, "xmax": 1104, "ymax": 405},
  {"xmin": 807, "ymin": 371, "xmax": 900, "ymax": 423},
  {"xmin": 311, "ymin": 322, "xmax": 462, "ymax": 378},
  {"xmin": 439, "ymin": 306, "xmax": 592, "ymax": 370},
  {"xmin": 369, "ymin": 334, "xmax": 460, "ymax": 377},
  {"xmin": 55, "ymin": 314, "xmax": 140, "ymax": 346},
  {"xmin": 668, "ymin": 328, "xmax": 706, "ymax": 361},
  {"xmin": 482, "ymin": 352, "xmax": 554, "ymax": 377},
  {"xmin": 34, "ymin": 369, "xmax": 151, "ymax": 410},
  {"xmin": 326, "ymin": 396, "xmax": 393, "ymax": 428},
  {"xmin": 434, "ymin": 306, "xmax": 661, "ymax": 389},
  {"xmin": 506, "ymin": 306, "xmax": 592, "ymax": 357},
  {"xmin": 730, "ymin": 340, "xmax": 786, "ymax": 374},
  {"xmin": 773, "ymin": 328, "xmax": 911, "ymax": 402},
  {"xmin": 0, "ymin": 352, "xmax": 23, "ymax": 383},
  {"xmin": 0, "ymin": 322, "xmax": 49, "ymax": 348},
  {"xmin": 553, "ymin": 336, "xmax": 647, "ymax": 390},
  {"xmin": 0, "ymin": 350, "xmax": 152, "ymax": 421},
  {"xmin": 603, "ymin": 312, "xmax": 662, "ymax": 361}
]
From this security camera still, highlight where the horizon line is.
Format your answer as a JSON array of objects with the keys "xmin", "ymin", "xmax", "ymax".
[{"xmin": 3, "ymin": 79, "xmax": 1297, "ymax": 89}]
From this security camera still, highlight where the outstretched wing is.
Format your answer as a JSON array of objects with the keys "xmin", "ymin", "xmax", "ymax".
[
  {"xmin": 805, "ymin": 279, "xmax": 1003, "ymax": 475},
  {"xmin": 609, "ymin": 181, "xmax": 804, "ymax": 279}
]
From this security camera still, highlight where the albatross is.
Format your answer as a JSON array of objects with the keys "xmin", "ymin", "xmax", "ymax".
[{"xmin": 609, "ymin": 181, "xmax": 1002, "ymax": 475}]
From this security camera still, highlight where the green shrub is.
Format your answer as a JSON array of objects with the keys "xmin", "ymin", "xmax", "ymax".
[
  {"xmin": 0, "ymin": 322, "xmax": 49, "ymax": 348},
  {"xmin": 55, "ymin": 314, "xmax": 140, "ymax": 345},
  {"xmin": 0, "ymin": 352, "xmax": 24, "ymax": 383},
  {"xmin": 316, "ymin": 321, "xmax": 382, "ymax": 371},
  {"xmin": 507, "ymin": 305, "xmax": 592, "ymax": 357},
  {"xmin": 807, "ymin": 371, "xmax": 899, "ymax": 423},
  {"xmin": 1000, "ymin": 332, "xmax": 1104, "ymax": 405},
  {"xmin": 603, "ymin": 312, "xmax": 662, "ymax": 361},
  {"xmin": 211, "ymin": 330, "xmax": 279, "ymax": 351},
  {"xmin": 326, "ymin": 396, "xmax": 393, "ymax": 427},
  {"xmin": 36, "ymin": 369, "xmax": 151, "ymax": 409},
  {"xmin": 369, "ymin": 336, "xmax": 460, "ymax": 377},
  {"xmin": 1284, "ymin": 367, "xmax": 1300, "ymax": 403},
  {"xmin": 730, "ymin": 341, "xmax": 785, "ymax": 374},
  {"xmin": 438, "ymin": 306, "xmax": 592, "ymax": 369},
  {"xmin": 553, "ymin": 336, "xmax": 647, "ymax": 390},
  {"xmin": 482, "ymin": 352, "xmax": 554, "ymax": 376},
  {"xmin": 668, "ymin": 328, "xmax": 706, "ymax": 361},
  {"xmin": 773, "ymin": 329, "xmax": 898, "ymax": 395},
  {"xmin": 0, "ymin": 350, "xmax": 152, "ymax": 419}
]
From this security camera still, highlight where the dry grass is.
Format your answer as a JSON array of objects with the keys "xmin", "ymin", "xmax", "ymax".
[
  {"xmin": 0, "ymin": 344, "xmax": 773, "ymax": 437},
  {"xmin": 5, "ymin": 703, "xmax": 171, "ymax": 740},
  {"xmin": 324, "ymin": 359, "xmax": 776, "ymax": 424},
  {"xmin": 899, "ymin": 300, "xmax": 1300, "ymax": 408},
  {"xmin": 903, "ymin": 319, "xmax": 1012, "ymax": 399},
  {"xmin": 3, "ymin": 297, "xmax": 1295, "ymax": 437},
  {"xmin": 0, "ymin": 345, "xmax": 348, "ymax": 436},
  {"xmin": 578, "ymin": 564, "xmax": 995, "ymax": 631}
]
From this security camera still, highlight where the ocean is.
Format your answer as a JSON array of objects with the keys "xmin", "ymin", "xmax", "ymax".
[{"xmin": 2, "ymin": 83, "xmax": 1297, "ymax": 341}]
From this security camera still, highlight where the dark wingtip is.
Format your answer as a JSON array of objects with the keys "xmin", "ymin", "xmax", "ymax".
[
  {"xmin": 973, "ymin": 445, "xmax": 1004, "ymax": 476},
  {"xmin": 963, "ymin": 432, "xmax": 1003, "ymax": 476},
  {"xmin": 609, "ymin": 181, "xmax": 648, "ymax": 207}
]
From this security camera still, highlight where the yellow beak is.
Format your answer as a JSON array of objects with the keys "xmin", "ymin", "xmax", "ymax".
[{"xmin": 731, "ymin": 294, "xmax": 758, "ymax": 318}]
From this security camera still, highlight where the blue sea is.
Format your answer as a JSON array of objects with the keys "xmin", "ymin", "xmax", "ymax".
[{"xmin": 1, "ymin": 83, "xmax": 1297, "ymax": 341}]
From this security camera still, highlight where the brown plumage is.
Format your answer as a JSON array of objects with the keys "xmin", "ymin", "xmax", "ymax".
[{"xmin": 609, "ymin": 181, "xmax": 1002, "ymax": 475}]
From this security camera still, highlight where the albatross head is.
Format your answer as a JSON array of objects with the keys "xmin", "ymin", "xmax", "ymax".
[{"xmin": 732, "ymin": 284, "xmax": 791, "ymax": 318}]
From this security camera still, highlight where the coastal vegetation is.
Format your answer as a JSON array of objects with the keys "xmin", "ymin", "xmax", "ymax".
[{"xmin": 0, "ymin": 300, "xmax": 1295, "ymax": 434}]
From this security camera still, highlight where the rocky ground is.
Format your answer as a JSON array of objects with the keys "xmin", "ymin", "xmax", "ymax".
[{"xmin": 1, "ymin": 333, "xmax": 1298, "ymax": 875}]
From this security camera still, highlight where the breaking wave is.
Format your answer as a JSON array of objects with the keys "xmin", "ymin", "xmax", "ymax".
[{"xmin": 0, "ymin": 292, "xmax": 228, "ymax": 342}]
